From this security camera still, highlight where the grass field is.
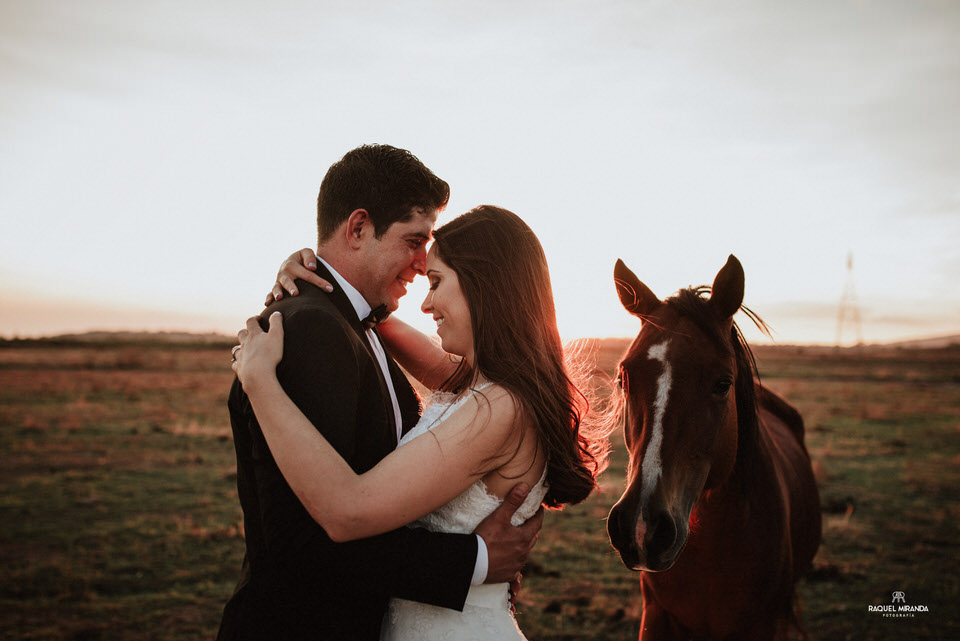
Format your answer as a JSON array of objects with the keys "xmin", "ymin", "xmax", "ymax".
[{"xmin": 1, "ymin": 337, "xmax": 957, "ymax": 640}]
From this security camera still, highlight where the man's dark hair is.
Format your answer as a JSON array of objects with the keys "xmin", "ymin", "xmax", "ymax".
[{"xmin": 316, "ymin": 144, "xmax": 450, "ymax": 243}]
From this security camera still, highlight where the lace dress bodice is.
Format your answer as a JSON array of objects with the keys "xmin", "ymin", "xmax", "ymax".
[
  {"xmin": 381, "ymin": 384, "xmax": 548, "ymax": 641},
  {"xmin": 399, "ymin": 385, "xmax": 548, "ymax": 532}
]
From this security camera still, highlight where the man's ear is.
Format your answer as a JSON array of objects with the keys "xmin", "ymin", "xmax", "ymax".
[{"xmin": 344, "ymin": 209, "xmax": 371, "ymax": 250}]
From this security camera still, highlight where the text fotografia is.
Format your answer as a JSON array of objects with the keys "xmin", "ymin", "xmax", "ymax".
[{"xmin": 867, "ymin": 592, "xmax": 930, "ymax": 618}]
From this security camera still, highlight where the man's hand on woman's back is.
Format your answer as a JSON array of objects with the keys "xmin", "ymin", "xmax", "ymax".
[{"xmin": 474, "ymin": 482, "xmax": 543, "ymax": 585}]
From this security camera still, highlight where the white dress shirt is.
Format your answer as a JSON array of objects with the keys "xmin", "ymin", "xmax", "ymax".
[{"xmin": 316, "ymin": 257, "xmax": 488, "ymax": 584}]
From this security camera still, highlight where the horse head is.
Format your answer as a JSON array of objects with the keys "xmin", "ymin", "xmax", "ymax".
[{"xmin": 607, "ymin": 255, "xmax": 747, "ymax": 572}]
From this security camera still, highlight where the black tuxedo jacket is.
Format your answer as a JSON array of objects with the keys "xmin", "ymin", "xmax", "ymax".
[{"xmin": 217, "ymin": 265, "xmax": 476, "ymax": 641}]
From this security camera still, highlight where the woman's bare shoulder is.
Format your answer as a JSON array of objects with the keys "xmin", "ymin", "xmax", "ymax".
[
  {"xmin": 474, "ymin": 385, "xmax": 545, "ymax": 495},
  {"xmin": 430, "ymin": 383, "xmax": 523, "ymax": 451},
  {"xmin": 468, "ymin": 383, "xmax": 522, "ymax": 425}
]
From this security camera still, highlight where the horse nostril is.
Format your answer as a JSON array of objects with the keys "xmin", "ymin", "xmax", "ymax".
[
  {"xmin": 608, "ymin": 502, "xmax": 644, "ymax": 569},
  {"xmin": 607, "ymin": 504, "xmax": 624, "ymax": 542},
  {"xmin": 608, "ymin": 503, "xmax": 637, "ymax": 553},
  {"xmin": 647, "ymin": 510, "xmax": 678, "ymax": 554}
]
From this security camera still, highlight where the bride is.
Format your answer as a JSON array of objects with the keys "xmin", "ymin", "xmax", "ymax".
[{"xmin": 233, "ymin": 205, "xmax": 610, "ymax": 640}]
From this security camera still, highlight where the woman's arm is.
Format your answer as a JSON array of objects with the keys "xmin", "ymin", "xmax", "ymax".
[
  {"xmin": 269, "ymin": 247, "xmax": 460, "ymax": 389},
  {"xmin": 234, "ymin": 313, "xmax": 524, "ymax": 543},
  {"xmin": 377, "ymin": 316, "xmax": 461, "ymax": 390},
  {"xmin": 264, "ymin": 248, "xmax": 334, "ymax": 306}
]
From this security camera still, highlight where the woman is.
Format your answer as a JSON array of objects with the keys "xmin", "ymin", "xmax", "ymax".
[{"xmin": 233, "ymin": 206, "xmax": 610, "ymax": 640}]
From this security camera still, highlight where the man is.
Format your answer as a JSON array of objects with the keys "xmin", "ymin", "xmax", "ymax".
[{"xmin": 217, "ymin": 144, "xmax": 540, "ymax": 640}]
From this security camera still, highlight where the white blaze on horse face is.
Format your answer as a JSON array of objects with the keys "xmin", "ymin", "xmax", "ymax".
[{"xmin": 640, "ymin": 340, "xmax": 672, "ymax": 516}]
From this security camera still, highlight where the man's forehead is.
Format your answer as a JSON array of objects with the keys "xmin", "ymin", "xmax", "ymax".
[
  {"xmin": 411, "ymin": 205, "xmax": 439, "ymax": 223},
  {"xmin": 399, "ymin": 206, "xmax": 439, "ymax": 235}
]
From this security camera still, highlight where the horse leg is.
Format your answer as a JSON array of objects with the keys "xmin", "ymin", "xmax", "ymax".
[{"xmin": 639, "ymin": 595, "xmax": 688, "ymax": 641}]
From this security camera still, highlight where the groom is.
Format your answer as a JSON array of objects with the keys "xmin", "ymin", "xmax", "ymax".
[{"xmin": 217, "ymin": 144, "xmax": 541, "ymax": 641}]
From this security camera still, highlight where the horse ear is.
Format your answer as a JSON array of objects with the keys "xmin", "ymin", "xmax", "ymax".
[
  {"xmin": 710, "ymin": 255, "xmax": 745, "ymax": 320},
  {"xmin": 615, "ymin": 259, "xmax": 660, "ymax": 318}
]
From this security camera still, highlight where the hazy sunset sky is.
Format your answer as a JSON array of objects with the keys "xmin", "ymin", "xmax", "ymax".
[{"xmin": 2, "ymin": 0, "xmax": 958, "ymax": 344}]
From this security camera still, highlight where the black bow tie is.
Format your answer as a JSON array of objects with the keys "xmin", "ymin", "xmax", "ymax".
[{"xmin": 362, "ymin": 304, "xmax": 390, "ymax": 330}]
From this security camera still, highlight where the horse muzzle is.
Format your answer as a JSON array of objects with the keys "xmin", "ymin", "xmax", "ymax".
[{"xmin": 608, "ymin": 499, "xmax": 689, "ymax": 572}]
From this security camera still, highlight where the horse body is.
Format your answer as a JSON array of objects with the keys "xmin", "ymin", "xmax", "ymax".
[
  {"xmin": 607, "ymin": 256, "xmax": 820, "ymax": 641},
  {"xmin": 639, "ymin": 402, "xmax": 816, "ymax": 640}
]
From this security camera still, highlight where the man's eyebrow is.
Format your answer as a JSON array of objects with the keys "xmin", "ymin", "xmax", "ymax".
[{"xmin": 408, "ymin": 231, "xmax": 431, "ymax": 240}]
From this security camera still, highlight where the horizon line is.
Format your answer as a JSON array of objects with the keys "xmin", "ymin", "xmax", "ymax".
[{"xmin": 2, "ymin": 328, "xmax": 958, "ymax": 349}]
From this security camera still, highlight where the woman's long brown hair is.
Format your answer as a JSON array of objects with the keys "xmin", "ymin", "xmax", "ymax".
[{"xmin": 433, "ymin": 206, "xmax": 611, "ymax": 507}]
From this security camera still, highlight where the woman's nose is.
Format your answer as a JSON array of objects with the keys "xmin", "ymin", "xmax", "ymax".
[{"xmin": 421, "ymin": 292, "xmax": 432, "ymax": 314}]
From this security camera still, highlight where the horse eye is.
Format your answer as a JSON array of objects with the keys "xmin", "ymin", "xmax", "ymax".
[{"xmin": 712, "ymin": 378, "xmax": 733, "ymax": 396}]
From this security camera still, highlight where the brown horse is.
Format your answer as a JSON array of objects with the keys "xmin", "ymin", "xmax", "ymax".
[{"xmin": 606, "ymin": 255, "xmax": 821, "ymax": 641}]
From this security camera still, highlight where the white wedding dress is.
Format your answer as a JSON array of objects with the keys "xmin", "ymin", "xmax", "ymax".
[{"xmin": 381, "ymin": 384, "xmax": 549, "ymax": 641}]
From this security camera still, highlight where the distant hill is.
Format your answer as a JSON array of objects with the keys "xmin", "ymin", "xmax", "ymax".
[
  {"xmin": 2, "ymin": 330, "xmax": 958, "ymax": 351},
  {"xmin": 882, "ymin": 334, "xmax": 960, "ymax": 349},
  {"xmin": 0, "ymin": 330, "xmax": 234, "ymax": 347}
]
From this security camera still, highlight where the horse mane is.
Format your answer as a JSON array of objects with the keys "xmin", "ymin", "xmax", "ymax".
[{"xmin": 667, "ymin": 287, "xmax": 771, "ymax": 497}]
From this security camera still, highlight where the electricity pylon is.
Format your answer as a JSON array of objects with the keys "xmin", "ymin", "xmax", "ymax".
[{"xmin": 836, "ymin": 252, "xmax": 863, "ymax": 346}]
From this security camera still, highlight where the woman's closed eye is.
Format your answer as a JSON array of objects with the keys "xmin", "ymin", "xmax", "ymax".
[{"xmin": 428, "ymin": 278, "xmax": 440, "ymax": 291}]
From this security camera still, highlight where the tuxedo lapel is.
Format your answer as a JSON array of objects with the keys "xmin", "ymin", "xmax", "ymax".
[
  {"xmin": 311, "ymin": 263, "xmax": 368, "ymax": 341},
  {"xmin": 308, "ymin": 264, "xmax": 401, "ymax": 446},
  {"xmin": 375, "ymin": 329, "xmax": 422, "ymax": 437}
]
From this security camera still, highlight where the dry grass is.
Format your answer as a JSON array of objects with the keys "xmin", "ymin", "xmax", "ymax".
[{"xmin": 1, "ymin": 339, "xmax": 958, "ymax": 640}]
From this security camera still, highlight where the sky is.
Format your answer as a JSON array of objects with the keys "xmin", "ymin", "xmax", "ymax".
[{"xmin": 1, "ymin": 0, "xmax": 958, "ymax": 344}]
